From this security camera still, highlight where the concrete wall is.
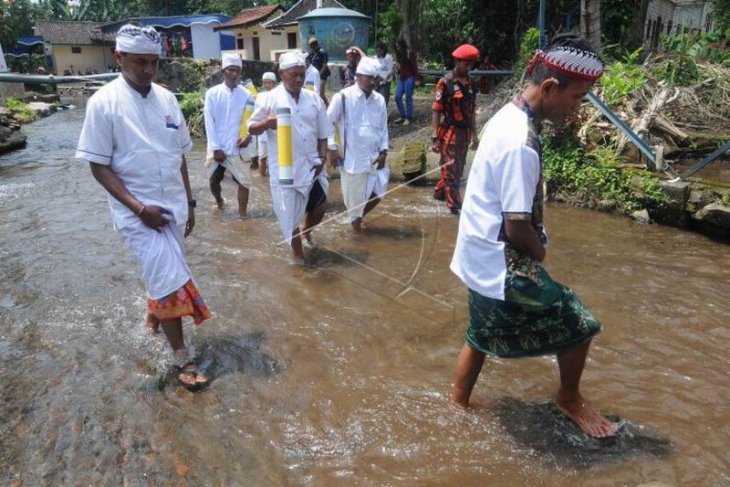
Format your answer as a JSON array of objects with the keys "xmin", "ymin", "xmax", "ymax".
[
  {"xmin": 52, "ymin": 45, "xmax": 114, "ymax": 74},
  {"xmin": 227, "ymin": 25, "xmax": 300, "ymax": 62},
  {"xmin": 645, "ymin": 1, "xmax": 714, "ymax": 50},
  {"xmin": 191, "ymin": 23, "xmax": 226, "ymax": 60},
  {"xmin": 0, "ymin": 82, "xmax": 25, "ymax": 102}
]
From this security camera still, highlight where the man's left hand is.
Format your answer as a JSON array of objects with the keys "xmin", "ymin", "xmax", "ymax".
[
  {"xmin": 312, "ymin": 161, "xmax": 324, "ymax": 178},
  {"xmin": 238, "ymin": 135, "xmax": 252, "ymax": 148},
  {"xmin": 185, "ymin": 210, "xmax": 195, "ymax": 237}
]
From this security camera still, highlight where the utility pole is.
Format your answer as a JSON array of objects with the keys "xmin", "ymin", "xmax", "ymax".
[{"xmin": 538, "ymin": 0, "xmax": 548, "ymax": 48}]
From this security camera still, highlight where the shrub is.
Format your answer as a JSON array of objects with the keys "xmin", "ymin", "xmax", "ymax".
[{"xmin": 4, "ymin": 97, "xmax": 38, "ymax": 124}]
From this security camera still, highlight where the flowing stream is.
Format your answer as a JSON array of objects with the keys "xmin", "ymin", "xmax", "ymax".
[{"xmin": 0, "ymin": 106, "xmax": 728, "ymax": 486}]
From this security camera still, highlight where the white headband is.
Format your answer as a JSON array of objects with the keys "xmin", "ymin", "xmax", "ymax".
[
  {"xmin": 116, "ymin": 24, "xmax": 162, "ymax": 55},
  {"xmin": 262, "ymin": 72, "xmax": 276, "ymax": 81},
  {"xmin": 279, "ymin": 51, "xmax": 305, "ymax": 71}
]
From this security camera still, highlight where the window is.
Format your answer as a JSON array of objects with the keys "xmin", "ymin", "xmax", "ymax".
[
  {"xmin": 71, "ymin": 46, "xmax": 82, "ymax": 54},
  {"xmin": 236, "ymin": 38, "xmax": 244, "ymax": 50},
  {"xmin": 287, "ymin": 32, "xmax": 297, "ymax": 49}
]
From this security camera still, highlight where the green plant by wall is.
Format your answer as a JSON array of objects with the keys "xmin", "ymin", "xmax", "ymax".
[
  {"xmin": 179, "ymin": 90, "xmax": 205, "ymax": 137},
  {"xmin": 600, "ymin": 47, "xmax": 646, "ymax": 106},
  {"xmin": 513, "ymin": 27, "xmax": 539, "ymax": 81},
  {"xmin": 4, "ymin": 97, "xmax": 38, "ymax": 124},
  {"xmin": 541, "ymin": 133, "xmax": 666, "ymax": 212}
]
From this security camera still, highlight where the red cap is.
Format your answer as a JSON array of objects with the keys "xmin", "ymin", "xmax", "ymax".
[{"xmin": 452, "ymin": 44, "xmax": 480, "ymax": 62}]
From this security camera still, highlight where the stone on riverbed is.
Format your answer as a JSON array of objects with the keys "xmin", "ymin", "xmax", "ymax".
[{"xmin": 0, "ymin": 124, "xmax": 27, "ymax": 155}]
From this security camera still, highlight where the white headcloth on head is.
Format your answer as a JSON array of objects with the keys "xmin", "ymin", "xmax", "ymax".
[
  {"xmin": 356, "ymin": 57, "xmax": 379, "ymax": 77},
  {"xmin": 279, "ymin": 51, "xmax": 305, "ymax": 70},
  {"xmin": 222, "ymin": 53, "xmax": 242, "ymax": 70},
  {"xmin": 115, "ymin": 24, "xmax": 162, "ymax": 55}
]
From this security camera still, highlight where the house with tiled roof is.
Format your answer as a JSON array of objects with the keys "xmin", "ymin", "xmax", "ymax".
[
  {"xmin": 34, "ymin": 21, "xmax": 115, "ymax": 74},
  {"xmin": 216, "ymin": 5, "xmax": 288, "ymax": 62},
  {"xmin": 217, "ymin": 0, "xmax": 347, "ymax": 62}
]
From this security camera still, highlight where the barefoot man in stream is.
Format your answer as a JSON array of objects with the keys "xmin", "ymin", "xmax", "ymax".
[
  {"xmin": 449, "ymin": 34, "xmax": 618, "ymax": 437},
  {"xmin": 75, "ymin": 24, "xmax": 211, "ymax": 391}
]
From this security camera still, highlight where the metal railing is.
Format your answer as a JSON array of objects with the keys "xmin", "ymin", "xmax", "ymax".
[{"xmin": 0, "ymin": 72, "xmax": 120, "ymax": 84}]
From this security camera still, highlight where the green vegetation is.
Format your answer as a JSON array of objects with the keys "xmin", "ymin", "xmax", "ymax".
[
  {"xmin": 4, "ymin": 98, "xmax": 38, "ymax": 124},
  {"xmin": 541, "ymin": 132, "xmax": 666, "ymax": 213},
  {"xmin": 513, "ymin": 28, "xmax": 540, "ymax": 81},
  {"xmin": 600, "ymin": 47, "xmax": 646, "ymax": 106},
  {"xmin": 656, "ymin": 31, "xmax": 730, "ymax": 86},
  {"xmin": 722, "ymin": 193, "xmax": 730, "ymax": 206},
  {"xmin": 178, "ymin": 91, "xmax": 205, "ymax": 137}
]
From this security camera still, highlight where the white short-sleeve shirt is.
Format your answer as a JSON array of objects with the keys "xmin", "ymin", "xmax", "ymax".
[
  {"xmin": 450, "ymin": 102, "xmax": 543, "ymax": 300},
  {"xmin": 247, "ymin": 84, "xmax": 332, "ymax": 194},
  {"xmin": 75, "ymin": 77, "xmax": 193, "ymax": 230}
]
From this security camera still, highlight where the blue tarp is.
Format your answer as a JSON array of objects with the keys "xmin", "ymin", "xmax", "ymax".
[
  {"xmin": 101, "ymin": 15, "xmax": 231, "ymax": 33},
  {"xmin": 16, "ymin": 36, "xmax": 45, "ymax": 46},
  {"xmin": 7, "ymin": 36, "xmax": 45, "ymax": 57}
]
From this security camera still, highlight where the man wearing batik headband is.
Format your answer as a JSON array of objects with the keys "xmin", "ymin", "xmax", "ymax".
[
  {"xmin": 75, "ymin": 24, "xmax": 212, "ymax": 392},
  {"xmin": 432, "ymin": 43, "xmax": 480, "ymax": 215},
  {"xmin": 203, "ymin": 53, "xmax": 253, "ymax": 218},
  {"xmin": 248, "ymin": 51, "xmax": 332, "ymax": 264},
  {"xmin": 449, "ymin": 35, "xmax": 618, "ymax": 438}
]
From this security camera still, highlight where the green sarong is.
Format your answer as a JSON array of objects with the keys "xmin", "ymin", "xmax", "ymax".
[{"xmin": 466, "ymin": 267, "xmax": 602, "ymax": 358}]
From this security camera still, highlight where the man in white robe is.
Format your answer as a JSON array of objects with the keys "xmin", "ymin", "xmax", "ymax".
[
  {"xmin": 327, "ymin": 57, "xmax": 389, "ymax": 234},
  {"xmin": 248, "ymin": 52, "xmax": 332, "ymax": 264},
  {"xmin": 204, "ymin": 53, "xmax": 253, "ymax": 217},
  {"xmin": 75, "ymin": 24, "xmax": 211, "ymax": 391}
]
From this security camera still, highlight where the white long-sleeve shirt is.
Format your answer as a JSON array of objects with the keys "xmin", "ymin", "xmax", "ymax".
[
  {"xmin": 327, "ymin": 84, "xmax": 389, "ymax": 174},
  {"xmin": 377, "ymin": 53, "xmax": 394, "ymax": 82},
  {"xmin": 203, "ymin": 82, "xmax": 253, "ymax": 156},
  {"xmin": 247, "ymin": 84, "xmax": 332, "ymax": 193},
  {"xmin": 305, "ymin": 64, "xmax": 321, "ymax": 93}
]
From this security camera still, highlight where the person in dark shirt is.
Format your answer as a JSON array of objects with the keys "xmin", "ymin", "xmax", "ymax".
[
  {"xmin": 307, "ymin": 37, "xmax": 330, "ymax": 103},
  {"xmin": 340, "ymin": 46, "xmax": 362, "ymax": 88}
]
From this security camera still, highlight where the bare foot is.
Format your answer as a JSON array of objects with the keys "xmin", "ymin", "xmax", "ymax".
[
  {"xmin": 555, "ymin": 393, "xmax": 618, "ymax": 438},
  {"xmin": 143, "ymin": 312, "xmax": 160, "ymax": 335},
  {"xmin": 238, "ymin": 212, "xmax": 248, "ymax": 219},
  {"xmin": 215, "ymin": 197, "xmax": 224, "ymax": 209}
]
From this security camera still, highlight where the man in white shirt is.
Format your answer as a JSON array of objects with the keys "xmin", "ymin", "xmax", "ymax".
[
  {"xmin": 327, "ymin": 57, "xmax": 389, "ymax": 234},
  {"xmin": 75, "ymin": 24, "xmax": 211, "ymax": 391},
  {"xmin": 375, "ymin": 42, "xmax": 394, "ymax": 107},
  {"xmin": 248, "ymin": 52, "xmax": 332, "ymax": 264},
  {"xmin": 203, "ymin": 53, "xmax": 253, "ymax": 218},
  {"xmin": 304, "ymin": 53, "xmax": 321, "ymax": 95},
  {"xmin": 256, "ymin": 71, "xmax": 277, "ymax": 177},
  {"xmin": 449, "ymin": 35, "xmax": 618, "ymax": 438}
]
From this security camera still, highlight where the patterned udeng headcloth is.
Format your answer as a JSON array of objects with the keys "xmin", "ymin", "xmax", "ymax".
[
  {"xmin": 526, "ymin": 35, "xmax": 603, "ymax": 82},
  {"xmin": 115, "ymin": 24, "xmax": 162, "ymax": 55}
]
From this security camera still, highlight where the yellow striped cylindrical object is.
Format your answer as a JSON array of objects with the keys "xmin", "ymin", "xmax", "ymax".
[
  {"xmin": 334, "ymin": 124, "xmax": 344, "ymax": 159},
  {"xmin": 243, "ymin": 79, "xmax": 258, "ymax": 96},
  {"xmin": 276, "ymin": 107, "xmax": 293, "ymax": 185},
  {"xmin": 239, "ymin": 98, "xmax": 255, "ymax": 138},
  {"xmin": 305, "ymin": 80, "xmax": 315, "ymax": 91}
]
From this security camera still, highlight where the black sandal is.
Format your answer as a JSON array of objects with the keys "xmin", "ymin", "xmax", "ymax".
[{"xmin": 175, "ymin": 359, "xmax": 211, "ymax": 392}]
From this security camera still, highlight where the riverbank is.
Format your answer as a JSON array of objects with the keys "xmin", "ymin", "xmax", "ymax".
[{"xmin": 0, "ymin": 93, "xmax": 62, "ymax": 155}]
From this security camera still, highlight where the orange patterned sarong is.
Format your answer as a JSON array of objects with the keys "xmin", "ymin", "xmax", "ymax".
[{"xmin": 148, "ymin": 279, "xmax": 211, "ymax": 325}]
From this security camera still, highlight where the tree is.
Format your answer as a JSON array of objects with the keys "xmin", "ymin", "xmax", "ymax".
[
  {"xmin": 580, "ymin": 0, "xmax": 601, "ymax": 50},
  {"xmin": 396, "ymin": 0, "xmax": 421, "ymax": 51},
  {"xmin": 627, "ymin": 0, "xmax": 650, "ymax": 49},
  {"xmin": 0, "ymin": 0, "xmax": 45, "ymax": 49}
]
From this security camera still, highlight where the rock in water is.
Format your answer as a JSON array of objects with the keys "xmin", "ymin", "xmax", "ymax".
[{"xmin": 493, "ymin": 398, "xmax": 672, "ymax": 469}]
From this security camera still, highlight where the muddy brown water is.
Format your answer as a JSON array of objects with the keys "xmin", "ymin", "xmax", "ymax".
[{"xmin": 1, "ymin": 107, "xmax": 728, "ymax": 486}]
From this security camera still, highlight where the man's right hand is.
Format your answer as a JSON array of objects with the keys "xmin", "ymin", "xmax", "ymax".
[
  {"xmin": 265, "ymin": 114, "xmax": 278, "ymax": 130},
  {"xmin": 213, "ymin": 149, "xmax": 226, "ymax": 162},
  {"xmin": 139, "ymin": 205, "xmax": 172, "ymax": 232},
  {"xmin": 431, "ymin": 137, "xmax": 440, "ymax": 154}
]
